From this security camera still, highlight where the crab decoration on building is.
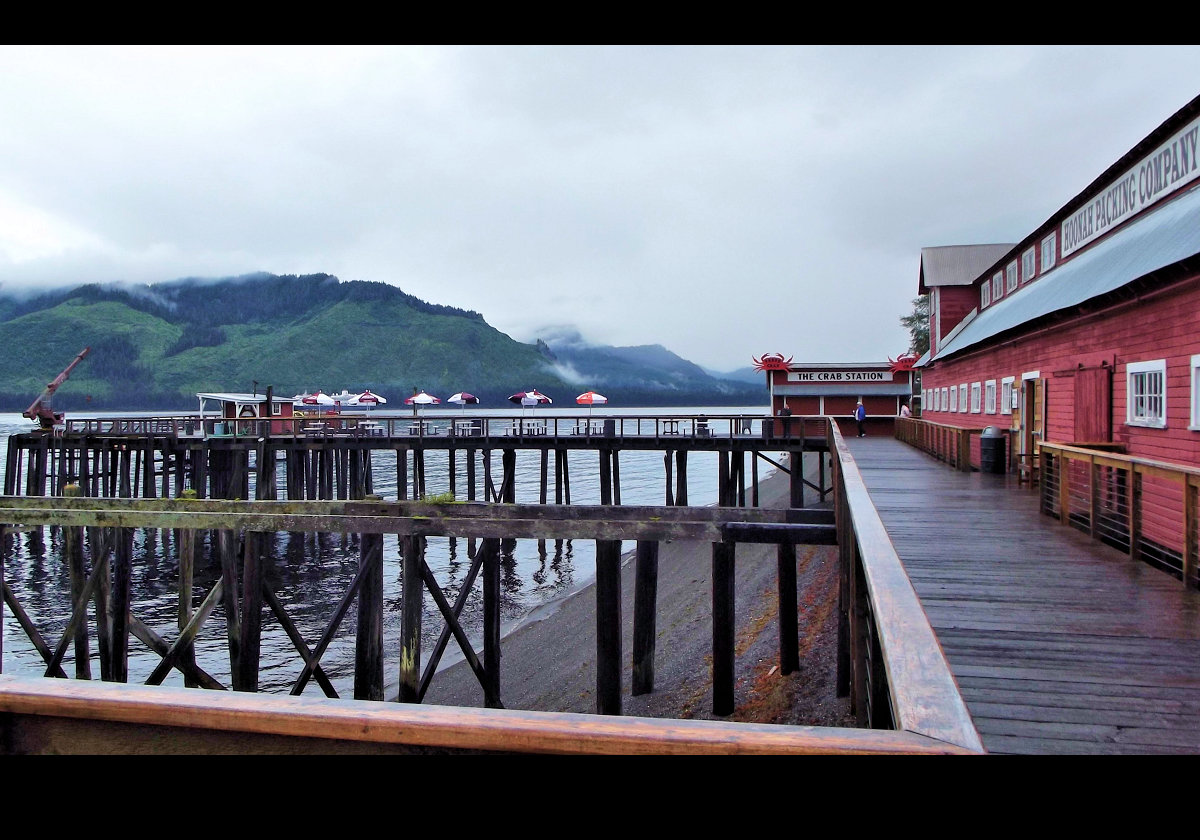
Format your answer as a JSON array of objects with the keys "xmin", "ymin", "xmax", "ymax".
[
  {"xmin": 888, "ymin": 352, "xmax": 920, "ymax": 373},
  {"xmin": 752, "ymin": 352, "xmax": 793, "ymax": 372}
]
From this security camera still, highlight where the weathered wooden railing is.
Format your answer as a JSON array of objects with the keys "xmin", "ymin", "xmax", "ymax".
[
  {"xmin": 58, "ymin": 412, "xmax": 808, "ymax": 443},
  {"xmin": 1038, "ymin": 442, "xmax": 1200, "ymax": 587},
  {"xmin": 0, "ymin": 418, "xmax": 984, "ymax": 754},
  {"xmin": 828, "ymin": 418, "xmax": 983, "ymax": 751},
  {"xmin": 894, "ymin": 417, "xmax": 981, "ymax": 471}
]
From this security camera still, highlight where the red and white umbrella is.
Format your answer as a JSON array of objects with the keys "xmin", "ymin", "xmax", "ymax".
[
  {"xmin": 349, "ymin": 389, "xmax": 387, "ymax": 406},
  {"xmin": 576, "ymin": 390, "xmax": 608, "ymax": 417},
  {"xmin": 405, "ymin": 391, "xmax": 440, "ymax": 406},
  {"xmin": 301, "ymin": 390, "xmax": 335, "ymax": 406},
  {"xmin": 447, "ymin": 392, "xmax": 479, "ymax": 408},
  {"xmin": 509, "ymin": 389, "xmax": 552, "ymax": 407}
]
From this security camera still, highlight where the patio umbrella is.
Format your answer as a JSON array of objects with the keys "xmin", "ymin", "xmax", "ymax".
[
  {"xmin": 349, "ymin": 389, "xmax": 387, "ymax": 407},
  {"xmin": 405, "ymin": 391, "xmax": 440, "ymax": 406},
  {"xmin": 576, "ymin": 390, "xmax": 608, "ymax": 418},
  {"xmin": 302, "ymin": 390, "xmax": 335, "ymax": 406},
  {"xmin": 447, "ymin": 392, "xmax": 479, "ymax": 409},
  {"xmin": 508, "ymin": 389, "xmax": 552, "ymax": 407}
]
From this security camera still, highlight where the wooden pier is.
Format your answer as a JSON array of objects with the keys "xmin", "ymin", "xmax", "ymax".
[
  {"xmin": 852, "ymin": 433, "xmax": 1200, "ymax": 754},
  {"xmin": 3, "ymin": 412, "xmax": 829, "ymax": 509}
]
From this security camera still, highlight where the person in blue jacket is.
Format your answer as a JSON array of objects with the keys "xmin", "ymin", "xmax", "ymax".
[{"xmin": 855, "ymin": 399, "xmax": 866, "ymax": 437}]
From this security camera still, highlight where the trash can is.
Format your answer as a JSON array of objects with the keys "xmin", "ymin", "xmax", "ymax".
[
  {"xmin": 762, "ymin": 420, "xmax": 774, "ymax": 440},
  {"xmin": 603, "ymin": 419, "xmax": 616, "ymax": 437},
  {"xmin": 980, "ymin": 426, "xmax": 1006, "ymax": 474}
]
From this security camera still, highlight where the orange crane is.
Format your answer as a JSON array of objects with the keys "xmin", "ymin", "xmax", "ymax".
[{"xmin": 24, "ymin": 347, "xmax": 91, "ymax": 430}]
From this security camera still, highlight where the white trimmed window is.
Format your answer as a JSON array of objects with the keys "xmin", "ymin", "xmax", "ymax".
[
  {"xmin": 933, "ymin": 388, "xmax": 940, "ymax": 411},
  {"xmin": 1127, "ymin": 359, "xmax": 1166, "ymax": 428},
  {"xmin": 970, "ymin": 382, "xmax": 982, "ymax": 414},
  {"xmin": 1191, "ymin": 355, "xmax": 1200, "ymax": 430},
  {"xmin": 985, "ymin": 380, "xmax": 997, "ymax": 414},
  {"xmin": 941, "ymin": 387, "xmax": 949, "ymax": 411},
  {"xmin": 1022, "ymin": 247, "xmax": 1036, "ymax": 284},
  {"xmin": 959, "ymin": 384, "xmax": 968, "ymax": 413},
  {"xmin": 1001, "ymin": 376, "xmax": 1015, "ymax": 416},
  {"xmin": 1006, "ymin": 261, "xmax": 1018, "ymax": 293},
  {"xmin": 992, "ymin": 271, "xmax": 1004, "ymax": 301},
  {"xmin": 981, "ymin": 280, "xmax": 991, "ymax": 308},
  {"xmin": 1041, "ymin": 232, "xmax": 1057, "ymax": 272},
  {"xmin": 949, "ymin": 384, "xmax": 958, "ymax": 412}
]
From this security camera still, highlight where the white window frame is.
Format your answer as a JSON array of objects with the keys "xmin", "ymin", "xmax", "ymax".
[
  {"xmin": 1041, "ymin": 232, "xmax": 1057, "ymax": 272},
  {"xmin": 959, "ymin": 384, "xmax": 968, "ymax": 413},
  {"xmin": 985, "ymin": 379, "xmax": 997, "ymax": 414},
  {"xmin": 970, "ymin": 382, "xmax": 982, "ymax": 414},
  {"xmin": 1127, "ymin": 359, "xmax": 1167, "ymax": 429},
  {"xmin": 1022, "ymin": 247, "xmax": 1036, "ymax": 284},
  {"xmin": 1001, "ymin": 376, "xmax": 1015, "ymax": 416},
  {"xmin": 1006, "ymin": 261, "xmax": 1018, "ymax": 293},
  {"xmin": 949, "ymin": 384, "xmax": 958, "ymax": 412},
  {"xmin": 941, "ymin": 387, "xmax": 949, "ymax": 411},
  {"xmin": 992, "ymin": 271, "xmax": 1004, "ymax": 301},
  {"xmin": 1191, "ymin": 355, "xmax": 1200, "ymax": 430},
  {"xmin": 981, "ymin": 280, "xmax": 991, "ymax": 308}
]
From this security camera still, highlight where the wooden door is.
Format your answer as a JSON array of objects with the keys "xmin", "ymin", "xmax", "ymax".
[{"xmin": 1073, "ymin": 365, "xmax": 1112, "ymax": 444}]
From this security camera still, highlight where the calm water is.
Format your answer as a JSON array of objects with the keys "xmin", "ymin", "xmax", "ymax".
[{"xmin": 0, "ymin": 405, "xmax": 782, "ymax": 696}]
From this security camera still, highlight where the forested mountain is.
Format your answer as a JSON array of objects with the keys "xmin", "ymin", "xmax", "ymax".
[{"xmin": 0, "ymin": 273, "xmax": 762, "ymax": 411}]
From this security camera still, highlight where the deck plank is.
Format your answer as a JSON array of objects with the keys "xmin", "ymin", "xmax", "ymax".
[{"xmin": 848, "ymin": 436, "xmax": 1200, "ymax": 755}]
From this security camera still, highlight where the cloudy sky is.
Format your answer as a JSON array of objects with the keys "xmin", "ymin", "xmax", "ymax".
[{"xmin": 1, "ymin": 45, "xmax": 1197, "ymax": 372}]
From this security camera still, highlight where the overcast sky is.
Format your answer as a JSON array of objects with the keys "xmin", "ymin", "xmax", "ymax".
[{"xmin": 1, "ymin": 45, "xmax": 1197, "ymax": 372}]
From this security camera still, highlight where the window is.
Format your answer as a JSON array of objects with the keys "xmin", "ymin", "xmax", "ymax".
[
  {"xmin": 1022, "ymin": 247, "xmax": 1036, "ymax": 284},
  {"xmin": 1041, "ymin": 232, "xmax": 1057, "ymax": 272},
  {"xmin": 981, "ymin": 280, "xmax": 991, "ymax": 308},
  {"xmin": 970, "ymin": 382, "xmax": 982, "ymax": 414},
  {"xmin": 1192, "ymin": 355, "xmax": 1200, "ymax": 430},
  {"xmin": 949, "ymin": 384, "xmax": 958, "ymax": 412},
  {"xmin": 992, "ymin": 271, "xmax": 1004, "ymax": 301},
  {"xmin": 959, "ymin": 384, "xmax": 968, "ymax": 413},
  {"xmin": 1127, "ymin": 359, "xmax": 1166, "ymax": 428},
  {"xmin": 1001, "ymin": 376, "xmax": 1015, "ymax": 416},
  {"xmin": 932, "ymin": 388, "xmax": 939, "ymax": 411},
  {"xmin": 1006, "ymin": 261, "xmax": 1018, "ymax": 293},
  {"xmin": 985, "ymin": 380, "xmax": 997, "ymax": 414},
  {"xmin": 941, "ymin": 387, "xmax": 949, "ymax": 411}
]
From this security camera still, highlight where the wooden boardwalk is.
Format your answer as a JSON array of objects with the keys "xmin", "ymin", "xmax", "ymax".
[{"xmin": 848, "ymin": 436, "xmax": 1200, "ymax": 755}]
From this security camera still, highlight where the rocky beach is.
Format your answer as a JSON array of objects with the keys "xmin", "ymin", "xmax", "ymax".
[{"xmin": 420, "ymin": 454, "xmax": 855, "ymax": 729}]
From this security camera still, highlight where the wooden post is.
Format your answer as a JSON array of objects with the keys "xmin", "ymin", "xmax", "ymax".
[
  {"xmin": 1185, "ymin": 479, "xmax": 1198, "ymax": 589},
  {"xmin": 62, "ymin": 484, "xmax": 91, "ymax": 680},
  {"xmin": 539, "ymin": 449, "xmax": 549, "ymax": 505},
  {"xmin": 1059, "ymin": 453, "xmax": 1072, "ymax": 525},
  {"xmin": 712, "ymin": 539, "xmax": 736, "ymax": 716},
  {"xmin": 599, "ymin": 449, "xmax": 613, "ymax": 506},
  {"xmin": 778, "ymin": 541, "xmax": 799, "ymax": 674},
  {"xmin": 355, "ymin": 495, "xmax": 385, "ymax": 701},
  {"xmin": 218, "ymin": 528, "xmax": 242, "ymax": 688},
  {"xmin": 596, "ymin": 538, "xmax": 623, "ymax": 715},
  {"xmin": 179, "ymin": 489, "xmax": 198, "ymax": 688},
  {"xmin": 239, "ymin": 530, "xmax": 264, "ymax": 692},
  {"xmin": 675, "ymin": 450, "xmax": 687, "ymax": 506},
  {"xmin": 480, "ymin": 537, "xmax": 501, "ymax": 708},
  {"xmin": 110, "ymin": 526, "xmax": 133, "ymax": 683},
  {"xmin": 398, "ymin": 534, "xmax": 423, "ymax": 703},
  {"xmin": 664, "ymin": 451, "xmax": 674, "ymax": 506},
  {"xmin": 632, "ymin": 539, "xmax": 659, "ymax": 696}
]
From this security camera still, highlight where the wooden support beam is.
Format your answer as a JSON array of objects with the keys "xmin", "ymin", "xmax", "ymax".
[
  {"xmin": 711, "ymin": 540, "xmax": 735, "ymax": 716},
  {"xmin": 595, "ymin": 538, "xmax": 622, "ymax": 715},
  {"xmin": 355, "ymin": 504, "xmax": 385, "ymax": 701},
  {"xmin": 632, "ymin": 540, "xmax": 659, "ymax": 696}
]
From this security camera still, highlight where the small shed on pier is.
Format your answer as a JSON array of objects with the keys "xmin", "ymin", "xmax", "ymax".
[
  {"xmin": 760, "ymin": 358, "xmax": 916, "ymax": 437},
  {"xmin": 197, "ymin": 392, "xmax": 294, "ymax": 436}
]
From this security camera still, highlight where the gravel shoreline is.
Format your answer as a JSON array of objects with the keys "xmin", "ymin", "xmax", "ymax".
[{"xmin": 418, "ymin": 453, "xmax": 856, "ymax": 729}]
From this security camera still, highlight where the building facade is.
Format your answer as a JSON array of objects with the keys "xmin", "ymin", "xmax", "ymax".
[{"xmin": 916, "ymin": 92, "xmax": 1200, "ymax": 471}]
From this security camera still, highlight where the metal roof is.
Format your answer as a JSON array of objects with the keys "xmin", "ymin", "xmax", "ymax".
[
  {"xmin": 931, "ymin": 184, "xmax": 1200, "ymax": 362},
  {"xmin": 918, "ymin": 244, "xmax": 1015, "ymax": 293}
]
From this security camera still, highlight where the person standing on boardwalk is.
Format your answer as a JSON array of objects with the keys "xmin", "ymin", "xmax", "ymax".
[
  {"xmin": 855, "ymin": 398, "xmax": 866, "ymax": 437},
  {"xmin": 900, "ymin": 400, "xmax": 912, "ymax": 418}
]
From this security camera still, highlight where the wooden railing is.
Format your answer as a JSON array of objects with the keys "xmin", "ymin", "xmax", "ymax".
[
  {"xmin": 894, "ymin": 417, "xmax": 980, "ymax": 471},
  {"xmin": 1038, "ymin": 442, "xmax": 1200, "ymax": 587},
  {"xmin": 827, "ymin": 418, "xmax": 983, "ymax": 751},
  {"xmin": 0, "ymin": 418, "xmax": 984, "ymax": 754},
  {"xmin": 58, "ymin": 412, "xmax": 812, "ymax": 443}
]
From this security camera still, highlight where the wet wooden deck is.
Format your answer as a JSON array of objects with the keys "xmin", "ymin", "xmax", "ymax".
[{"xmin": 848, "ymin": 436, "xmax": 1200, "ymax": 755}]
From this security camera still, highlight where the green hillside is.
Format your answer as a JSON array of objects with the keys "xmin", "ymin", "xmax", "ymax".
[{"xmin": 0, "ymin": 273, "xmax": 761, "ymax": 412}]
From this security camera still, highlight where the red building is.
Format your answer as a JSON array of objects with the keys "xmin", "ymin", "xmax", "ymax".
[
  {"xmin": 758, "ymin": 354, "xmax": 916, "ymax": 437},
  {"xmin": 916, "ymin": 92, "xmax": 1200, "ymax": 472}
]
